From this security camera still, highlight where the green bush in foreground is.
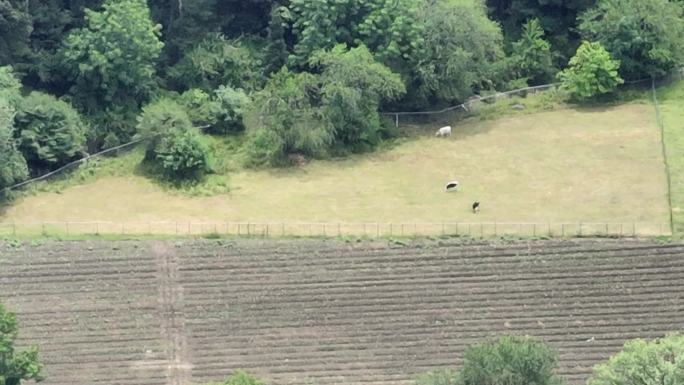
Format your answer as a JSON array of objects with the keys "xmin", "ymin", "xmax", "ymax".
[
  {"xmin": 0, "ymin": 302, "xmax": 44, "ymax": 384},
  {"xmin": 588, "ymin": 334, "xmax": 684, "ymax": 385}
]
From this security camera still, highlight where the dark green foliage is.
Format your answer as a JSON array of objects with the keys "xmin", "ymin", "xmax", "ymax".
[
  {"xmin": 264, "ymin": 6, "xmax": 289, "ymax": 75},
  {"xmin": 244, "ymin": 128, "xmax": 285, "ymax": 167},
  {"xmin": 0, "ymin": 66, "xmax": 22, "ymax": 106},
  {"xmin": 211, "ymin": 86, "xmax": 251, "ymax": 134},
  {"xmin": 558, "ymin": 41, "xmax": 623, "ymax": 100},
  {"xmin": 510, "ymin": 19, "xmax": 556, "ymax": 85},
  {"xmin": 487, "ymin": 0, "xmax": 594, "ymax": 60},
  {"xmin": 579, "ymin": 0, "xmax": 684, "ymax": 80},
  {"xmin": 168, "ymin": 35, "xmax": 259, "ymax": 93},
  {"xmin": 247, "ymin": 68, "xmax": 332, "ymax": 166},
  {"xmin": 460, "ymin": 335, "xmax": 563, "ymax": 385},
  {"xmin": 312, "ymin": 44, "xmax": 405, "ymax": 150},
  {"xmin": 0, "ymin": 302, "xmax": 44, "ymax": 385},
  {"xmin": 288, "ymin": 0, "xmax": 423, "ymax": 68},
  {"xmin": 137, "ymin": 98, "xmax": 211, "ymax": 181},
  {"xmin": 59, "ymin": 0, "xmax": 164, "ymax": 113},
  {"xmin": 178, "ymin": 89, "xmax": 216, "ymax": 128},
  {"xmin": 0, "ymin": 97, "xmax": 28, "ymax": 191},
  {"xmin": 15, "ymin": 91, "xmax": 88, "ymax": 169},
  {"xmin": 588, "ymin": 334, "xmax": 684, "ymax": 385},
  {"xmin": 0, "ymin": 0, "xmax": 32, "ymax": 67},
  {"xmin": 405, "ymin": 0, "xmax": 504, "ymax": 107}
]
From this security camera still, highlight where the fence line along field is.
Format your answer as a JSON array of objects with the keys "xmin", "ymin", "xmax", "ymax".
[{"xmin": 1, "ymin": 239, "xmax": 683, "ymax": 385}]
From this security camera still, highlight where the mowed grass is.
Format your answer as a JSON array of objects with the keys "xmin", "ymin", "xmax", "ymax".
[
  {"xmin": 0, "ymin": 103, "xmax": 669, "ymax": 226},
  {"xmin": 654, "ymin": 81, "xmax": 684, "ymax": 236}
]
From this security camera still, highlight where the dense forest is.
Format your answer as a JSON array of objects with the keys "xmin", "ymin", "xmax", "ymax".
[{"xmin": 1, "ymin": 0, "xmax": 683, "ymax": 188}]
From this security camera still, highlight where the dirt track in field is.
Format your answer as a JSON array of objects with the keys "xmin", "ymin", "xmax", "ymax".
[{"xmin": 1, "ymin": 239, "xmax": 683, "ymax": 385}]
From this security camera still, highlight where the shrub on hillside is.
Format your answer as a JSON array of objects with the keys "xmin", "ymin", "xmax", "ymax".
[
  {"xmin": 460, "ymin": 335, "xmax": 563, "ymax": 385},
  {"xmin": 0, "ymin": 97, "xmax": 28, "ymax": 193},
  {"xmin": 178, "ymin": 89, "xmax": 216, "ymax": 129},
  {"xmin": 136, "ymin": 98, "xmax": 211, "ymax": 181},
  {"xmin": 588, "ymin": 334, "xmax": 684, "ymax": 385},
  {"xmin": 211, "ymin": 85, "xmax": 251, "ymax": 134},
  {"xmin": 558, "ymin": 41, "xmax": 623, "ymax": 101},
  {"xmin": 15, "ymin": 91, "xmax": 88, "ymax": 169}
]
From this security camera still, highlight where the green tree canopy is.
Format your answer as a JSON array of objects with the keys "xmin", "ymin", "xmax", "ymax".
[
  {"xmin": 136, "ymin": 98, "xmax": 211, "ymax": 181},
  {"xmin": 558, "ymin": 41, "xmax": 624, "ymax": 100},
  {"xmin": 168, "ymin": 35, "xmax": 259, "ymax": 93},
  {"xmin": 405, "ymin": 0, "xmax": 504, "ymax": 107},
  {"xmin": 15, "ymin": 91, "xmax": 88, "ymax": 169},
  {"xmin": 0, "ymin": 97, "xmax": 28, "ymax": 193},
  {"xmin": 588, "ymin": 334, "xmax": 684, "ymax": 385},
  {"xmin": 579, "ymin": 0, "xmax": 684, "ymax": 80},
  {"xmin": 60, "ymin": 0, "xmax": 164, "ymax": 113},
  {"xmin": 312, "ymin": 44, "xmax": 405, "ymax": 150},
  {"xmin": 0, "ymin": 302, "xmax": 43, "ymax": 385},
  {"xmin": 460, "ymin": 335, "xmax": 563, "ymax": 385},
  {"xmin": 510, "ymin": 18, "xmax": 555, "ymax": 85}
]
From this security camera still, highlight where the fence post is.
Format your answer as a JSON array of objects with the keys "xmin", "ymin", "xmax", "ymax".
[
  {"xmin": 620, "ymin": 223, "xmax": 623, "ymax": 238},
  {"xmin": 548, "ymin": 222, "xmax": 551, "ymax": 237},
  {"xmin": 12, "ymin": 221, "xmax": 15, "ymax": 236},
  {"xmin": 175, "ymin": 222, "xmax": 179, "ymax": 235},
  {"xmin": 338, "ymin": 223, "xmax": 341, "ymax": 237},
  {"xmin": 533, "ymin": 224, "xmax": 536, "ymax": 237},
  {"xmin": 42, "ymin": 222, "xmax": 45, "ymax": 235},
  {"xmin": 376, "ymin": 223, "xmax": 380, "ymax": 237},
  {"xmin": 281, "ymin": 222, "xmax": 285, "ymax": 236},
  {"xmin": 148, "ymin": 222, "xmax": 151, "ymax": 235},
  {"xmin": 480, "ymin": 223, "xmax": 483, "ymax": 238},
  {"xmin": 633, "ymin": 222, "xmax": 636, "ymax": 237},
  {"xmin": 65, "ymin": 222, "xmax": 69, "ymax": 236},
  {"xmin": 494, "ymin": 221, "xmax": 497, "ymax": 237},
  {"xmin": 390, "ymin": 223, "xmax": 393, "ymax": 236},
  {"xmin": 266, "ymin": 224, "xmax": 270, "ymax": 237},
  {"xmin": 121, "ymin": 223, "xmax": 125, "ymax": 235},
  {"xmin": 395, "ymin": 114, "xmax": 399, "ymax": 128},
  {"xmin": 579, "ymin": 222, "xmax": 583, "ymax": 236},
  {"xmin": 95, "ymin": 222, "xmax": 99, "ymax": 235},
  {"xmin": 561, "ymin": 223, "xmax": 565, "ymax": 237},
  {"xmin": 605, "ymin": 223, "xmax": 609, "ymax": 235},
  {"xmin": 248, "ymin": 222, "xmax": 251, "ymax": 236}
]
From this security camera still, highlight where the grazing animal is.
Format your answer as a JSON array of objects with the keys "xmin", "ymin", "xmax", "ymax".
[
  {"xmin": 445, "ymin": 181, "xmax": 459, "ymax": 192},
  {"xmin": 435, "ymin": 125, "xmax": 451, "ymax": 137},
  {"xmin": 472, "ymin": 201, "xmax": 480, "ymax": 213}
]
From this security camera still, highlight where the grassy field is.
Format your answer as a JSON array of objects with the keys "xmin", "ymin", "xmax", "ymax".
[
  {"xmin": 0, "ymin": 103, "xmax": 669, "ymax": 229},
  {"xmin": 653, "ymin": 81, "xmax": 684, "ymax": 236}
]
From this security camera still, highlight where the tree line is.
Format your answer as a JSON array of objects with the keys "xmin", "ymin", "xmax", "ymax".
[{"xmin": 1, "ymin": 0, "xmax": 683, "ymax": 189}]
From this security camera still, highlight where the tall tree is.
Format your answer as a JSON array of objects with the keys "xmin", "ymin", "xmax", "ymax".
[
  {"xmin": 579, "ymin": 0, "xmax": 684, "ymax": 80},
  {"xmin": 288, "ymin": 0, "xmax": 423, "ymax": 68},
  {"xmin": 0, "ymin": 302, "xmax": 43, "ymax": 385},
  {"xmin": 510, "ymin": 18, "xmax": 555, "ymax": 85},
  {"xmin": 0, "ymin": 0, "xmax": 32, "ymax": 67},
  {"xmin": 59, "ymin": 0, "xmax": 164, "ymax": 143},
  {"xmin": 404, "ymin": 0, "xmax": 504, "ymax": 107},
  {"xmin": 486, "ymin": 0, "xmax": 595, "ymax": 59}
]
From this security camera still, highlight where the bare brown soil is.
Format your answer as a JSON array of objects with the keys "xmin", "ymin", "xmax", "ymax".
[{"xmin": 1, "ymin": 239, "xmax": 683, "ymax": 385}]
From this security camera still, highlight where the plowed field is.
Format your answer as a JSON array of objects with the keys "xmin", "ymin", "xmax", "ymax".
[{"xmin": 1, "ymin": 239, "xmax": 683, "ymax": 385}]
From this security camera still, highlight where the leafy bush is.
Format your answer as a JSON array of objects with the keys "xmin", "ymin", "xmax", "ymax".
[
  {"xmin": 312, "ymin": 44, "xmax": 405, "ymax": 151},
  {"xmin": 243, "ymin": 128, "xmax": 285, "ymax": 167},
  {"xmin": 178, "ymin": 89, "xmax": 216, "ymax": 128},
  {"xmin": 223, "ymin": 370, "xmax": 264, "ymax": 385},
  {"xmin": 211, "ymin": 86, "xmax": 251, "ymax": 134},
  {"xmin": 558, "ymin": 41, "xmax": 623, "ymax": 101},
  {"xmin": 579, "ymin": 0, "xmax": 684, "ymax": 80},
  {"xmin": 155, "ymin": 127, "xmax": 211, "ymax": 181},
  {"xmin": 60, "ymin": 0, "xmax": 164, "ymax": 110},
  {"xmin": 460, "ymin": 335, "xmax": 563, "ymax": 385},
  {"xmin": 246, "ymin": 68, "xmax": 333, "ymax": 165},
  {"xmin": 137, "ymin": 98, "xmax": 211, "ymax": 181},
  {"xmin": 15, "ymin": 92, "xmax": 88, "ymax": 169},
  {"xmin": 0, "ymin": 66, "xmax": 22, "ymax": 106},
  {"xmin": 588, "ymin": 334, "xmax": 684, "ymax": 385},
  {"xmin": 0, "ymin": 97, "xmax": 28, "ymax": 192},
  {"xmin": 0, "ymin": 302, "xmax": 44, "ymax": 384},
  {"xmin": 510, "ymin": 19, "xmax": 556, "ymax": 85},
  {"xmin": 168, "ymin": 35, "xmax": 259, "ymax": 92}
]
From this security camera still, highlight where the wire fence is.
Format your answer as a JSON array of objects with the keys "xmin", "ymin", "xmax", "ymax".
[
  {"xmin": 0, "ymin": 221, "xmax": 670, "ymax": 238},
  {"xmin": 381, "ymin": 83, "xmax": 561, "ymax": 127}
]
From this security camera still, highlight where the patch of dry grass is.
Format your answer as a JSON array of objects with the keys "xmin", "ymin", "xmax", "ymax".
[{"xmin": 0, "ymin": 104, "xmax": 668, "ymax": 227}]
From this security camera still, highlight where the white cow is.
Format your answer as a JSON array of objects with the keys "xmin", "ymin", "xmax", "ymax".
[{"xmin": 435, "ymin": 125, "xmax": 452, "ymax": 137}]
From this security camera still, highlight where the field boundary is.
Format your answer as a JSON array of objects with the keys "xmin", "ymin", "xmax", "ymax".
[
  {"xmin": 0, "ymin": 221, "xmax": 670, "ymax": 238},
  {"xmin": 651, "ymin": 79, "xmax": 675, "ymax": 236}
]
